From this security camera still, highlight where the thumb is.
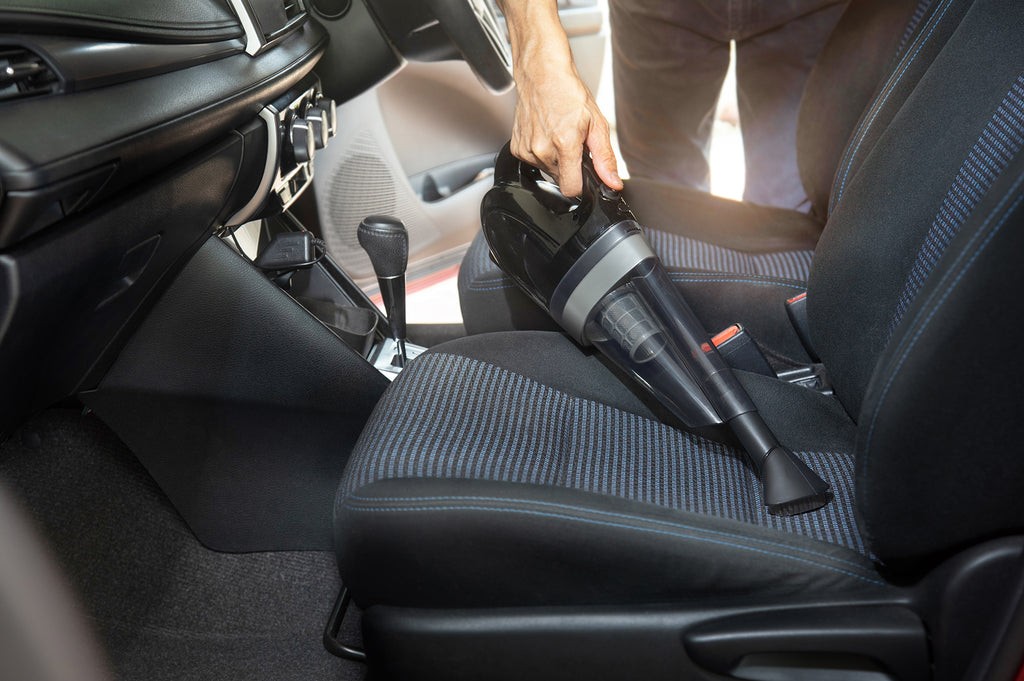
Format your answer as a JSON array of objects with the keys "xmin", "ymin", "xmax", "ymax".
[{"xmin": 586, "ymin": 122, "xmax": 623, "ymax": 190}]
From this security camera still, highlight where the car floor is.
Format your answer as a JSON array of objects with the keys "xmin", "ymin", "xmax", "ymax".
[{"xmin": 0, "ymin": 408, "xmax": 366, "ymax": 681}]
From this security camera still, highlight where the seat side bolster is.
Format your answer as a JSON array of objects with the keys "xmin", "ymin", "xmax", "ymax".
[{"xmin": 337, "ymin": 478, "xmax": 888, "ymax": 609}]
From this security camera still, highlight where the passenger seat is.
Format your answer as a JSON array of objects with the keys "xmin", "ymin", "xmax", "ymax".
[{"xmin": 335, "ymin": 0, "xmax": 1024, "ymax": 676}]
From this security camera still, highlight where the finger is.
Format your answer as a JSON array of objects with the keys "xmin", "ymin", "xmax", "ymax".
[
  {"xmin": 511, "ymin": 126, "xmax": 547, "ymax": 172},
  {"xmin": 510, "ymin": 118, "xmax": 529, "ymax": 161},
  {"xmin": 586, "ymin": 118, "xmax": 623, "ymax": 190},
  {"xmin": 554, "ymin": 136, "xmax": 584, "ymax": 197},
  {"xmin": 530, "ymin": 138, "xmax": 560, "ymax": 180}
]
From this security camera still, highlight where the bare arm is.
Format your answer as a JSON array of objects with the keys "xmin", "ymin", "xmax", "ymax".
[{"xmin": 496, "ymin": 0, "xmax": 622, "ymax": 196}]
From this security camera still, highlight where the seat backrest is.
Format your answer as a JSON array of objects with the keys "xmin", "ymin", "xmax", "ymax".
[
  {"xmin": 806, "ymin": 0, "xmax": 1024, "ymax": 567},
  {"xmin": 797, "ymin": 0, "xmax": 931, "ymax": 219}
]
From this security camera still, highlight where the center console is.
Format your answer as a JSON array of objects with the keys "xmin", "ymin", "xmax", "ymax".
[
  {"xmin": 81, "ymin": 76, "xmax": 425, "ymax": 553},
  {"xmin": 225, "ymin": 76, "xmax": 426, "ymax": 381}
]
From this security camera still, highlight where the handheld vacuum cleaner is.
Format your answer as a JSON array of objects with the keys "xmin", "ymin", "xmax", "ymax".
[{"xmin": 480, "ymin": 143, "xmax": 830, "ymax": 516}]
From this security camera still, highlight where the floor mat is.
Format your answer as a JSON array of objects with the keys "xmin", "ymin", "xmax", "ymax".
[{"xmin": 0, "ymin": 409, "xmax": 365, "ymax": 681}]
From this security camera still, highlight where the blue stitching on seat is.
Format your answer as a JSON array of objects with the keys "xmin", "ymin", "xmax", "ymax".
[
  {"xmin": 342, "ymin": 502, "xmax": 885, "ymax": 586},
  {"xmin": 347, "ymin": 492, "xmax": 870, "ymax": 571},
  {"xmin": 668, "ymin": 276, "xmax": 806, "ymax": 291},
  {"xmin": 864, "ymin": 176, "xmax": 1024, "ymax": 458},
  {"xmin": 831, "ymin": 0, "xmax": 956, "ymax": 210},
  {"xmin": 468, "ymin": 282, "xmax": 517, "ymax": 291}
]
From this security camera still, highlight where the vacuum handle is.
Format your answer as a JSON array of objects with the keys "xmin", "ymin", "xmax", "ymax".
[
  {"xmin": 492, "ymin": 142, "xmax": 621, "ymax": 219},
  {"xmin": 493, "ymin": 142, "xmax": 552, "ymax": 198},
  {"xmin": 580, "ymin": 150, "xmax": 623, "ymax": 204}
]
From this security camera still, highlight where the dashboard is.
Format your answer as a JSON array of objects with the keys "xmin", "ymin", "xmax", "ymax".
[
  {"xmin": 0, "ymin": 0, "xmax": 329, "ymax": 435},
  {"xmin": 0, "ymin": 0, "xmax": 511, "ymax": 436}
]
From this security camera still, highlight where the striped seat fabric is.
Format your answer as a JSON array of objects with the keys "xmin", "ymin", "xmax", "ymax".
[
  {"xmin": 888, "ymin": 74, "xmax": 1024, "ymax": 337},
  {"xmin": 340, "ymin": 352, "xmax": 866, "ymax": 556}
]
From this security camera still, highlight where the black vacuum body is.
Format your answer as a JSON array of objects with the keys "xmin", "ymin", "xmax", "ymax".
[{"xmin": 481, "ymin": 143, "xmax": 830, "ymax": 516}]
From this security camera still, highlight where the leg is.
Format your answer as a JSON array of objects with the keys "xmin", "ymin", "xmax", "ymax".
[
  {"xmin": 736, "ymin": 1, "xmax": 847, "ymax": 210},
  {"xmin": 609, "ymin": 0, "xmax": 731, "ymax": 189}
]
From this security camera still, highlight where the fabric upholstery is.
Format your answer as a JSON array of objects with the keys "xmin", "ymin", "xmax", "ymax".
[
  {"xmin": 646, "ymin": 230, "xmax": 814, "ymax": 281},
  {"xmin": 798, "ymin": 0, "xmax": 928, "ymax": 217},
  {"xmin": 340, "ymin": 351, "xmax": 864, "ymax": 554},
  {"xmin": 336, "ymin": 338, "xmax": 883, "ymax": 608},
  {"xmin": 810, "ymin": 0, "xmax": 1024, "ymax": 417},
  {"xmin": 895, "ymin": 0, "xmax": 935, "ymax": 57},
  {"xmin": 426, "ymin": 333, "xmax": 857, "ymax": 454},
  {"xmin": 857, "ymin": 164, "xmax": 1024, "ymax": 565},
  {"xmin": 828, "ymin": 0, "xmax": 973, "ymax": 213},
  {"xmin": 887, "ymin": 75, "xmax": 1024, "ymax": 336}
]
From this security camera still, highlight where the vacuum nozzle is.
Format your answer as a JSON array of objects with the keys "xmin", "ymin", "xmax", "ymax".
[
  {"xmin": 761, "ymin": 447, "xmax": 832, "ymax": 516},
  {"xmin": 730, "ymin": 411, "xmax": 832, "ymax": 516}
]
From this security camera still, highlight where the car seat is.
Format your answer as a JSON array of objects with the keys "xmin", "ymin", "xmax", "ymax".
[{"xmin": 334, "ymin": 0, "xmax": 1024, "ymax": 677}]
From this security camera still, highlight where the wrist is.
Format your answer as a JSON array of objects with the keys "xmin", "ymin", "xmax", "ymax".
[{"xmin": 502, "ymin": 1, "xmax": 573, "ymax": 69}]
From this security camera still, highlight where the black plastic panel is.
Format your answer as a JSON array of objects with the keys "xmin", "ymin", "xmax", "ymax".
[
  {"xmin": 21, "ymin": 35, "xmax": 246, "ymax": 93},
  {"xmin": 0, "ymin": 0, "xmax": 242, "ymax": 44},
  {"xmin": 362, "ymin": 599, "xmax": 925, "ymax": 681},
  {"xmin": 357, "ymin": 537, "xmax": 1024, "ymax": 680},
  {"xmin": 915, "ymin": 537, "xmax": 1024, "ymax": 681},
  {"xmin": 312, "ymin": 0, "xmax": 403, "ymax": 104},
  {"xmin": 83, "ymin": 238, "xmax": 390, "ymax": 552},
  {"xmin": 0, "ymin": 134, "xmax": 245, "ymax": 437},
  {"xmin": 683, "ymin": 606, "xmax": 928, "ymax": 680}
]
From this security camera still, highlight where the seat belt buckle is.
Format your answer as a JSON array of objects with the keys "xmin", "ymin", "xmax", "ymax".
[
  {"xmin": 785, "ymin": 291, "xmax": 818, "ymax": 361},
  {"xmin": 704, "ymin": 324, "xmax": 775, "ymax": 377},
  {"xmin": 706, "ymin": 322, "xmax": 833, "ymax": 394}
]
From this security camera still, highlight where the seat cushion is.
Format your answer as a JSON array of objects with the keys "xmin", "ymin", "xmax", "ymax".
[{"xmin": 335, "ymin": 333, "xmax": 886, "ymax": 609}]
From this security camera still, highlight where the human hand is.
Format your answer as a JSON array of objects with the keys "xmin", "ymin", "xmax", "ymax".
[{"xmin": 500, "ymin": 0, "xmax": 622, "ymax": 197}]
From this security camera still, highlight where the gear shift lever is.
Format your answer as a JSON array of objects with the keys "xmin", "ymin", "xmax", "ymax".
[{"xmin": 358, "ymin": 215, "xmax": 409, "ymax": 367}]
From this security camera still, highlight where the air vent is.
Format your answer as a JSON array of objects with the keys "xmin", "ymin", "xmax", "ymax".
[
  {"xmin": 283, "ymin": 0, "xmax": 305, "ymax": 21},
  {"xmin": 230, "ymin": 0, "xmax": 307, "ymax": 56},
  {"xmin": 0, "ymin": 47, "xmax": 60, "ymax": 102}
]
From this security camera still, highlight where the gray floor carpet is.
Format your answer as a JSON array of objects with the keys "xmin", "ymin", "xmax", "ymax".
[{"xmin": 0, "ymin": 409, "xmax": 366, "ymax": 681}]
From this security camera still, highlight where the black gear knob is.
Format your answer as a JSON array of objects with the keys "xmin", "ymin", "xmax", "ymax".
[
  {"xmin": 358, "ymin": 215, "xmax": 408, "ymax": 279},
  {"xmin": 358, "ymin": 215, "xmax": 409, "ymax": 367}
]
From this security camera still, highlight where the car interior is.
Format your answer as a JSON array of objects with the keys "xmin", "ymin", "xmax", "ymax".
[{"xmin": 1, "ymin": 0, "xmax": 1023, "ymax": 680}]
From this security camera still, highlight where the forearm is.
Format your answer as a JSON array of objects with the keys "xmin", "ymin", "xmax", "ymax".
[
  {"xmin": 496, "ymin": 0, "xmax": 621, "ymax": 194},
  {"xmin": 497, "ymin": 0, "xmax": 575, "ymax": 77}
]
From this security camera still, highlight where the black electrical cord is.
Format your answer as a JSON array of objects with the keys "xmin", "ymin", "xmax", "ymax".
[{"xmin": 281, "ymin": 235, "xmax": 327, "ymax": 269}]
